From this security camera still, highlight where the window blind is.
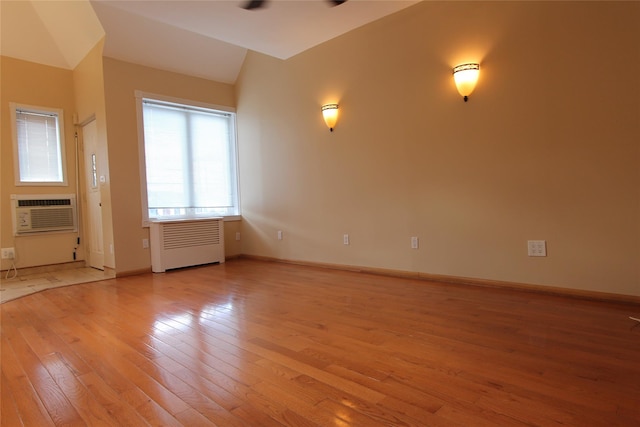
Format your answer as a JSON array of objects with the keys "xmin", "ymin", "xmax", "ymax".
[
  {"xmin": 16, "ymin": 109, "xmax": 63, "ymax": 183},
  {"xmin": 142, "ymin": 99, "xmax": 238, "ymax": 218}
]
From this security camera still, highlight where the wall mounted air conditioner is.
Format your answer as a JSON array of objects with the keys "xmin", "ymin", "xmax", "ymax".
[
  {"xmin": 150, "ymin": 217, "xmax": 225, "ymax": 273},
  {"xmin": 11, "ymin": 194, "xmax": 78, "ymax": 235}
]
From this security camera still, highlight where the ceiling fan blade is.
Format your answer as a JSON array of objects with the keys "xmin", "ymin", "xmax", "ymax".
[
  {"xmin": 243, "ymin": 0, "xmax": 266, "ymax": 10},
  {"xmin": 243, "ymin": 0, "xmax": 346, "ymax": 10}
]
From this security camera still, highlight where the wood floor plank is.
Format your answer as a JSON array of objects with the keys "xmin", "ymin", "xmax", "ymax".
[
  {"xmin": 231, "ymin": 403, "xmax": 293, "ymax": 427},
  {"xmin": 4, "ymin": 324, "xmax": 86, "ymax": 426},
  {"xmin": 1, "ymin": 370, "xmax": 26, "ymax": 426},
  {"xmin": 173, "ymin": 407, "xmax": 218, "ymax": 426},
  {"xmin": 17, "ymin": 323, "xmax": 112, "ymax": 425},
  {"xmin": 78, "ymin": 371, "xmax": 153, "ymax": 427},
  {"xmin": 295, "ymin": 373, "xmax": 437, "ymax": 427},
  {"xmin": 46, "ymin": 315, "xmax": 184, "ymax": 426},
  {"xmin": 252, "ymin": 379, "xmax": 374, "ymax": 427},
  {"xmin": 2, "ymin": 258, "xmax": 639, "ymax": 426},
  {"xmin": 70, "ymin": 322, "xmax": 191, "ymax": 418},
  {"xmin": 434, "ymin": 401, "xmax": 528, "ymax": 427},
  {"xmin": 239, "ymin": 382, "xmax": 324, "ymax": 427},
  {"xmin": 118, "ymin": 388, "xmax": 184, "ymax": 427},
  {"xmin": 63, "ymin": 298, "xmax": 252, "ymax": 426},
  {"xmin": 1, "ymin": 336, "xmax": 56, "ymax": 426},
  {"xmin": 38, "ymin": 351, "xmax": 118, "ymax": 426}
]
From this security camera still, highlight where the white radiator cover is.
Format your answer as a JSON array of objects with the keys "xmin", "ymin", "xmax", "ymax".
[{"xmin": 150, "ymin": 218, "xmax": 225, "ymax": 273}]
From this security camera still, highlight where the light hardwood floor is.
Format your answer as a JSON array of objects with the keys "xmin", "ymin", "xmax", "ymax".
[{"xmin": 1, "ymin": 258, "xmax": 639, "ymax": 426}]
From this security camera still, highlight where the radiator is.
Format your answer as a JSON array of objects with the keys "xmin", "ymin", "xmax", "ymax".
[{"xmin": 150, "ymin": 218, "xmax": 225, "ymax": 273}]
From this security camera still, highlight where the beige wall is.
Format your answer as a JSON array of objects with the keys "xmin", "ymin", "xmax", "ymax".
[
  {"xmin": 101, "ymin": 58, "xmax": 239, "ymax": 274},
  {"xmin": 236, "ymin": 1, "xmax": 640, "ymax": 295},
  {"xmin": 1, "ymin": 57, "xmax": 81, "ymax": 270},
  {"xmin": 73, "ymin": 39, "xmax": 116, "ymax": 269}
]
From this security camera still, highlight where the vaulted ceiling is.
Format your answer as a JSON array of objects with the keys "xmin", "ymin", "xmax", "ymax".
[{"xmin": 1, "ymin": 0, "xmax": 420, "ymax": 84}]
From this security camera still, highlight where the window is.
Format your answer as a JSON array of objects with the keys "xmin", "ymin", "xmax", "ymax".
[
  {"xmin": 138, "ymin": 95, "xmax": 239, "ymax": 223},
  {"xmin": 11, "ymin": 104, "xmax": 67, "ymax": 185}
]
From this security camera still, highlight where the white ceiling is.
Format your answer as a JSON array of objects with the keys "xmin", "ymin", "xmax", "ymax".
[{"xmin": 1, "ymin": 0, "xmax": 420, "ymax": 84}]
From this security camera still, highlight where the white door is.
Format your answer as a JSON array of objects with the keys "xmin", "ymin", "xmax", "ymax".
[{"xmin": 82, "ymin": 120, "xmax": 104, "ymax": 270}]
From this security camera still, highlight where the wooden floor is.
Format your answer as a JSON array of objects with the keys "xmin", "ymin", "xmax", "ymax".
[{"xmin": 1, "ymin": 259, "xmax": 639, "ymax": 426}]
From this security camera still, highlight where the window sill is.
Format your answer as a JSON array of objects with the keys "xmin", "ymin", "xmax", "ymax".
[{"xmin": 143, "ymin": 214, "xmax": 241, "ymax": 227}]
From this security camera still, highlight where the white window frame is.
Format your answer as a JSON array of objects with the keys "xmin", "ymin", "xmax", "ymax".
[
  {"xmin": 10, "ymin": 103, "xmax": 68, "ymax": 186},
  {"xmin": 135, "ymin": 91, "xmax": 241, "ymax": 226}
]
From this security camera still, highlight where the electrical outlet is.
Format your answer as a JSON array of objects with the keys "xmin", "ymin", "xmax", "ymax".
[
  {"xmin": 235, "ymin": 232, "xmax": 241, "ymax": 241},
  {"xmin": 1, "ymin": 248, "xmax": 15, "ymax": 259},
  {"xmin": 411, "ymin": 236, "xmax": 419, "ymax": 249},
  {"xmin": 343, "ymin": 234, "xmax": 350, "ymax": 245},
  {"xmin": 142, "ymin": 238, "xmax": 149, "ymax": 249},
  {"xmin": 527, "ymin": 240, "xmax": 547, "ymax": 257},
  {"xmin": 277, "ymin": 230, "xmax": 283, "ymax": 240}
]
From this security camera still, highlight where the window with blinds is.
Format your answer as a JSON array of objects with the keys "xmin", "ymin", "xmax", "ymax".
[
  {"xmin": 140, "ymin": 97, "xmax": 239, "ymax": 221},
  {"xmin": 11, "ymin": 104, "xmax": 66, "ymax": 185}
]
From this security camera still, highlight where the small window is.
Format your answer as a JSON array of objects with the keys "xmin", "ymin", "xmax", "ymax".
[
  {"xmin": 11, "ymin": 104, "xmax": 67, "ymax": 186},
  {"xmin": 137, "ymin": 94, "xmax": 240, "ymax": 223}
]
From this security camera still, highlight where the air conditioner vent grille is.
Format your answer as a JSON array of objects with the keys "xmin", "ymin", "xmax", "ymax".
[
  {"xmin": 18, "ymin": 199, "xmax": 72, "ymax": 207},
  {"xmin": 30, "ymin": 208, "xmax": 75, "ymax": 230}
]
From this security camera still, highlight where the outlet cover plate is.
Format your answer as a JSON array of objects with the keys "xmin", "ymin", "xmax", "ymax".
[
  {"xmin": 527, "ymin": 240, "xmax": 547, "ymax": 257},
  {"xmin": 1, "ymin": 248, "xmax": 15, "ymax": 259}
]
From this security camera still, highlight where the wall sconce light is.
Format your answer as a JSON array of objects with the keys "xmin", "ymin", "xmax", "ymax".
[
  {"xmin": 453, "ymin": 63, "xmax": 480, "ymax": 102},
  {"xmin": 321, "ymin": 103, "xmax": 339, "ymax": 132}
]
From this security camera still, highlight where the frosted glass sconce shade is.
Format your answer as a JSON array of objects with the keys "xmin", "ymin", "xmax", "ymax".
[
  {"xmin": 321, "ymin": 104, "xmax": 339, "ymax": 131},
  {"xmin": 453, "ymin": 63, "xmax": 480, "ymax": 102}
]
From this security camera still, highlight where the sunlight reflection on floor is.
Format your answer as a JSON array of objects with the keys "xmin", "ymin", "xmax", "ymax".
[{"xmin": 153, "ymin": 301, "xmax": 236, "ymax": 335}]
